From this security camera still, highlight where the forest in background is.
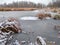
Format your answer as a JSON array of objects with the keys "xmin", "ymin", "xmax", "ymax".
[
  {"xmin": 48, "ymin": 0, "xmax": 60, "ymax": 7},
  {"xmin": 0, "ymin": 1, "xmax": 45, "ymax": 8},
  {"xmin": 0, "ymin": 0, "xmax": 60, "ymax": 8}
]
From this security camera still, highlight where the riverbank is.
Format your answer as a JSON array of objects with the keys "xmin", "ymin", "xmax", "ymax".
[{"xmin": 0, "ymin": 8, "xmax": 37, "ymax": 11}]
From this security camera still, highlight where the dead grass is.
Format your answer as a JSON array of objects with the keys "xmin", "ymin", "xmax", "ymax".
[{"xmin": 0, "ymin": 8, "xmax": 37, "ymax": 11}]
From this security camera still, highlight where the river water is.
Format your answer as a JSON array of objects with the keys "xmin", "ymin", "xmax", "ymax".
[{"xmin": 0, "ymin": 11, "xmax": 60, "ymax": 45}]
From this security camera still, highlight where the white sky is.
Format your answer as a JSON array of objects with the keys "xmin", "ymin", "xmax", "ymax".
[{"xmin": 0, "ymin": 0, "xmax": 52, "ymax": 5}]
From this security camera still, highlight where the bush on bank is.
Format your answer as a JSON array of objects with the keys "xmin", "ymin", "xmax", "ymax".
[
  {"xmin": 53, "ymin": 15, "xmax": 60, "ymax": 20},
  {"xmin": 36, "ymin": 13, "xmax": 51, "ymax": 20}
]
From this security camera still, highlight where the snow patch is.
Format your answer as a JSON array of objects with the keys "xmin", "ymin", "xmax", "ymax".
[
  {"xmin": 33, "ymin": 10, "xmax": 39, "ymax": 12},
  {"xmin": 20, "ymin": 17, "xmax": 38, "ymax": 20}
]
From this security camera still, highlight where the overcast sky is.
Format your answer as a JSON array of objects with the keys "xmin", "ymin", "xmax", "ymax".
[{"xmin": 0, "ymin": 0, "xmax": 52, "ymax": 5}]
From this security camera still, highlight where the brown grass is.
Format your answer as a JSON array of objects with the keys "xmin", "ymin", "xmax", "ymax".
[{"xmin": 0, "ymin": 8, "xmax": 37, "ymax": 11}]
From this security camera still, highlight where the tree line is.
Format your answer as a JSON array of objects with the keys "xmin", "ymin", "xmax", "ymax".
[
  {"xmin": 47, "ymin": 0, "xmax": 60, "ymax": 7},
  {"xmin": 0, "ymin": 1, "xmax": 45, "ymax": 8}
]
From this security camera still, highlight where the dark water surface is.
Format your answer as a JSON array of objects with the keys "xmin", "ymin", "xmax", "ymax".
[{"xmin": 0, "ymin": 11, "xmax": 60, "ymax": 45}]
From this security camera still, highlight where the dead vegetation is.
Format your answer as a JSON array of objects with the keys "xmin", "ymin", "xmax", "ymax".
[
  {"xmin": 0, "ymin": 8, "xmax": 37, "ymax": 11},
  {"xmin": 0, "ymin": 17, "xmax": 22, "ymax": 33},
  {"xmin": 36, "ymin": 13, "xmax": 51, "ymax": 20},
  {"xmin": 53, "ymin": 15, "xmax": 60, "ymax": 20}
]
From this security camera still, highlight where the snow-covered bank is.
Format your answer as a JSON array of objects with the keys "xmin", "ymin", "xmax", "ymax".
[{"xmin": 0, "ymin": 17, "xmax": 22, "ymax": 45}]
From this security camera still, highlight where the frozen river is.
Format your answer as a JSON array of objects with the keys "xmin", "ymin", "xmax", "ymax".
[{"xmin": 0, "ymin": 11, "xmax": 60, "ymax": 45}]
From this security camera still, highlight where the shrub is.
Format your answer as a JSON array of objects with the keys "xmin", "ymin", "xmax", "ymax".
[
  {"xmin": 53, "ymin": 15, "xmax": 60, "ymax": 20},
  {"xmin": 36, "ymin": 13, "xmax": 51, "ymax": 20}
]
